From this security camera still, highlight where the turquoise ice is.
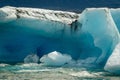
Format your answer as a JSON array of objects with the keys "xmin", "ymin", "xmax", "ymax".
[{"xmin": 0, "ymin": 6, "xmax": 120, "ymax": 74}]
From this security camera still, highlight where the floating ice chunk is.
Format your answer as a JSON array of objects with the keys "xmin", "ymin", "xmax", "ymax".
[
  {"xmin": 104, "ymin": 43, "xmax": 120, "ymax": 74},
  {"xmin": 0, "ymin": 63, "xmax": 9, "ymax": 67},
  {"xmin": 21, "ymin": 63, "xmax": 39, "ymax": 67},
  {"xmin": 24, "ymin": 54, "xmax": 39, "ymax": 63},
  {"xmin": 40, "ymin": 51, "xmax": 72, "ymax": 66},
  {"xmin": 70, "ymin": 71, "xmax": 95, "ymax": 77}
]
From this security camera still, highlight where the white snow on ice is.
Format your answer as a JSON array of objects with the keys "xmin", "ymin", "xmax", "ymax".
[{"xmin": 0, "ymin": 6, "xmax": 79, "ymax": 24}]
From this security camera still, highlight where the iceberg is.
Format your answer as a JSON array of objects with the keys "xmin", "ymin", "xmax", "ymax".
[
  {"xmin": 24, "ymin": 54, "xmax": 39, "ymax": 63},
  {"xmin": 0, "ymin": 6, "xmax": 120, "ymax": 70},
  {"xmin": 104, "ymin": 43, "xmax": 120, "ymax": 74},
  {"xmin": 40, "ymin": 51, "xmax": 72, "ymax": 66}
]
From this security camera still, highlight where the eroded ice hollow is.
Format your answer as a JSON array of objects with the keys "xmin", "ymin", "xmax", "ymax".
[{"xmin": 0, "ymin": 6, "xmax": 120, "ymax": 68}]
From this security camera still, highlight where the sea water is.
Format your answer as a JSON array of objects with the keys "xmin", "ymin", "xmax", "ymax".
[{"xmin": 0, "ymin": 63, "xmax": 120, "ymax": 80}]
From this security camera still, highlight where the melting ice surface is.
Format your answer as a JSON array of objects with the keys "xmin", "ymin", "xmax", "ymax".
[{"xmin": 0, "ymin": 6, "xmax": 120, "ymax": 76}]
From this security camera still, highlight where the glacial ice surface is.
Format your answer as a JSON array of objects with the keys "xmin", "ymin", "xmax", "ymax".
[
  {"xmin": 0, "ymin": 6, "xmax": 120, "ymax": 73},
  {"xmin": 77, "ymin": 8, "xmax": 120, "ymax": 65}
]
